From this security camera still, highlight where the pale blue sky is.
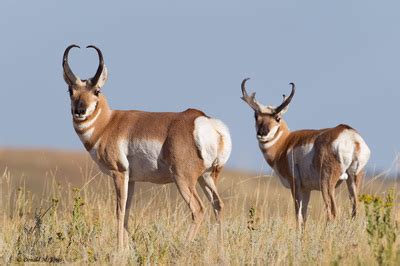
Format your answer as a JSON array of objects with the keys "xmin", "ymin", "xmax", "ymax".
[{"xmin": 1, "ymin": 1, "xmax": 399, "ymax": 174}]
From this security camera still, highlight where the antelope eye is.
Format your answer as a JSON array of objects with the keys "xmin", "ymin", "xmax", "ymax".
[
  {"xmin": 68, "ymin": 88, "xmax": 73, "ymax": 96},
  {"xmin": 94, "ymin": 89, "xmax": 100, "ymax": 96},
  {"xmin": 275, "ymin": 117, "xmax": 281, "ymax": 122}
]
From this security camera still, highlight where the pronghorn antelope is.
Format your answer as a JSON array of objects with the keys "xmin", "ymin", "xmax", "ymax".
[
  {"xmin": 62, "ymin": 44, "xmax": 232, "ymax": 249},
  {"xmin": 240, "ymin": 78, "xmax": 370, "ymax": 227}
]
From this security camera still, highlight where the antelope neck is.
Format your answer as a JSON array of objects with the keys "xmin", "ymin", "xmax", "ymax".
[
  {"xmin": 259, "ymin": 122, "xmax": 290, "ymax": 165},
  {"xmin": 73, "ymin": 97, "xmax": 112, "ymax": 150}
]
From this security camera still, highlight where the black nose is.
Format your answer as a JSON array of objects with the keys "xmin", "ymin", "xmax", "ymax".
[
  {"xmin": 257, "ymin": 127, "xmax": 268, "ymax": 136},
  {"xmin": 75, "ymin": 107, "xmax": 86, "ymax": 115}
]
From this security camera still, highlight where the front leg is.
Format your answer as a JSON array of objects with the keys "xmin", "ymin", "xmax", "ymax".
[
  {"xmin": 124, "ymin": 181, "xmax": 135, "ymax": 246},
  {"xmin": 291, "ymin": 164, "xmax": 308, "ymax": 230},
  {"xmin": 112, "ymin": 170, "xmax": 129, "ymax": 250},
  {"xmin": 291, "ymin": 180, "xmax": 304, "ymax": 230}
]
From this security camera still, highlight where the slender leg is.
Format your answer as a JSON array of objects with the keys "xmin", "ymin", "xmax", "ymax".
[
  {"xmin": 293, "ymin": 189, "xmax": 304, "ymax": 230},
  {"xmin": 355, "ymin": 170, "xmax": 364, "ymax": 192},
  {"xmin": 346, "ymin": 171, "xmax": 358, "ymax": 218},
  {"xmin": 301, "ymin": 190, "xmax": 311, "ymax": 226},
  {"xmin": 198, "ymin": 173, "xmax": 224, "ymax": 223},
  {"xmin": 174, "ymin": 176, "xmax": 205, "ymax": 241},
  {"xmin": 198, "ymin": 172, "xmax": 224, "ymax": 242},
  {"xmin": 291, "ymin": 169, "xmax": 307, "ymax": 230},
  {"xmin": 329, "ymin": 187, "xmax": 337, "ymax": 219},
  {"xmin": 321, "ymin": 181, "xmax": 334, "ymax": 221},
  {"xmin": 123, "ymin": 181, "xmax": 135, "ymax": 246},
  {"xmin": 112, "ymin": 171, "xmax": 129, "ymax": 250}
]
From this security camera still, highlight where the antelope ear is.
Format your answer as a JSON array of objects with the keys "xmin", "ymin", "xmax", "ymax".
[{"xmin": 92, "ymin": 65, "xmax": 108, "ymax": 88}]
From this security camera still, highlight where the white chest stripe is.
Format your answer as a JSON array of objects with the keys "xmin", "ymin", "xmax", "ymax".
[
  {"xmin": 265, "ymin": 125, "xmax": 279, "ymax": 141},
  {"xmin": 75, "ymin": 108, "xmax": 102, "ymax": 130},
  {"xmin": 259, "ymin": 131, "xmax": 283, "ymax": 150},
  {"xmin": 78, "ymin": 127, "xmax": 94, "ymax": 143}
]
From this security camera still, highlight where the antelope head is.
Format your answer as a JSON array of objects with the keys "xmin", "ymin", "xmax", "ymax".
[
  {"xmin": 63, "ymin": 44, "xmax": 108, "ymax": 121},
  {"xmin": 241, "ymin": 78, "xmax": 295, "ymax": 143}
]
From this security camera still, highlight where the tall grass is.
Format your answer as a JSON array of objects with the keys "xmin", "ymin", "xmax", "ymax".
[{"xmin": 0, "ymin": 167, "xmax": 399, "ymax": 264}]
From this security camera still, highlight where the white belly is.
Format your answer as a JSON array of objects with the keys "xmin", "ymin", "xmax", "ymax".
[
  {"xmin": 286, "ymin": 144, "xmax": 321, "ymax": 190},
  {"xmin": 125, "ymin": 139, "xmax": 170, "ymax": 182}
]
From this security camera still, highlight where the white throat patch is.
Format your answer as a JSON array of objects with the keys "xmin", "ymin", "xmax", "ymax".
[
  {"xmin": 74, "ymin": 108, "xmax": 102, "ymax": 131},
  {"xmin": 259, "ymin": 130, "xmax": 283, "ymax": 150},
  {"xmin": 78, "ymin": 127, "xmax": 94, "ymax": 143}
]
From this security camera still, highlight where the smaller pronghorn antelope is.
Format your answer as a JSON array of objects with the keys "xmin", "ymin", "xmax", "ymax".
[
  {"xmin": 62, "ymin": 44, "xmax": 232, "ymax": 249},
  {"xmin": 240, "ymin": 78, "xmax": 370, "ymax": 227}
]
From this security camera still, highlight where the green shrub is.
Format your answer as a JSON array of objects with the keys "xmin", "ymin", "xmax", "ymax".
[{"xmin": 360, "ymin": 189, "xmax": 399, "ymax": 265}]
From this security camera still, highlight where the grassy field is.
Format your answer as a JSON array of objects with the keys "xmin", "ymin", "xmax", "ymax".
[{"xmin": 0, "ymin": 148, "xmax": 399, "ymax": 264}]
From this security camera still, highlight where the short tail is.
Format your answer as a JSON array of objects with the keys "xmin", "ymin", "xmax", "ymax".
[
  {"xmin": 193, "ymin": 116, "xmax": 232, "ymax": 174},
  {"xmin": 209, "ymin": 118, "xmax": 232, "ymax": 168}
]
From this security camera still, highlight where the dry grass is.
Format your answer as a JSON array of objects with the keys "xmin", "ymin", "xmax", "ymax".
[{"xmin": 0, "ymin": 149, "xmax": 399, "ymax": 264}]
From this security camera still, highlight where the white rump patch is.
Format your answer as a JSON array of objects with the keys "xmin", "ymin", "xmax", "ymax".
[
  {"xmin": 353, "ymin": 133, "xmax": 371, "ymax": 174},
  {"xmin": 194, "ymin": 116, "xmax": 232, "ymax": 168},
  {"xmin": 209, "ymin": 118, "xmax": 232, "ymax": 165},
  {"xmin": 332, "ymin": 129, "xmax": 371, "ymax": 178}
]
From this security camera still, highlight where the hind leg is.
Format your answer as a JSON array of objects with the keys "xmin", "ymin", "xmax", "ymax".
[
  {"xmin": 319, "ymin": 160, "xmax": 342, "ymax": 222},
  {"xmin": 355, "ymin": 170, "xmax": 364, "ymax": 192},
  {"xmin": 198, "ymin": 171, "xmax": 224, "ymax": 223},
  {"xmin": 321, "ymin": 182, "xmax": 334, "ymax": 221},
  {"xmin": 174, "ymin": 174, "xmax": 205, "ymax": 241},
  {"xmin": 329, "ymin": 187, "xmax": 337, "ymax": 218},
  {"xmin": 198, "ymin": 170, "xmax": 225, "ymax": 243},
  {"xmin": 346, "ymin": 170, "xmax": 363, "ymax": 218}
]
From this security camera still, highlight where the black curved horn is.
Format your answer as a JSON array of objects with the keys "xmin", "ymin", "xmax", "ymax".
[
  {"xmin": 274, "ymin": 82, "xmax": 296, "ymax": 115},
  {"xmin": 87, "ymin": 45, "xmax": 104, "ymax": 85},
  {"xmin": 63, "ymin": 44, "xmax": 81, "ymax": 84},
  {"xmin": 241, "ymin": 78, "xmax": 251, "ymax": 97}
]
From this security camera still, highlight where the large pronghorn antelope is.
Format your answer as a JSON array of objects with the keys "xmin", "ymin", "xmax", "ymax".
[
  {"xmin": 62, "ymin": 44, "xmax": 232, "ymax": 249},
  {"xmin": 240, "ymin": 78, "xmax": 370, "ymax": 227}
]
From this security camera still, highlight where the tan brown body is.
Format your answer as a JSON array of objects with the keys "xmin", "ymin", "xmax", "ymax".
[
  {"xmin": 63, "ymin": 45, "xmax": 232, "ymax": 249},
  {"xmin": 241, "ymin": 79, "xmax": 370, "ymax": 228},
  {"xmin": 74, "ymin": 96, "xmax": 206, "ymax": 181}
]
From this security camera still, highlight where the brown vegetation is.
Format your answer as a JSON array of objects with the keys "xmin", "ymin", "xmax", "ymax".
[{"xmin": 0, "ymin": 149, "xmax": 399, "ymax": 264}]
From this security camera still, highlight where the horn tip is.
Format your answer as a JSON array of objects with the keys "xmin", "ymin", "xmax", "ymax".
[{"xmin": 241, "ymin": 77, "xmax": 250, "ymax": 87}]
